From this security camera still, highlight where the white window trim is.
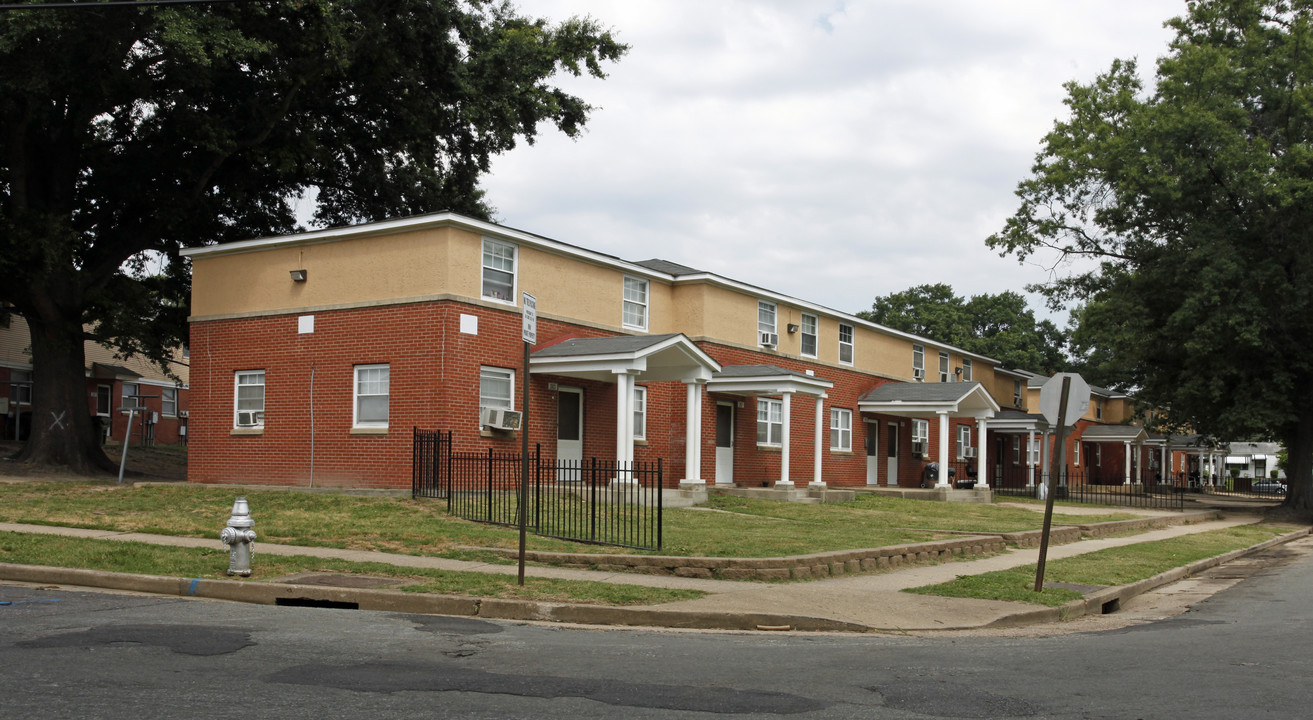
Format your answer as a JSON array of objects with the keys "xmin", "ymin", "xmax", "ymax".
[
  {"xmin": 912, "ymin": 345, "xmax": 924, "ymax": 379},
  {"xmin": 353, "ymin": 364, "xmax": 390, "ymax": 429},
  {"xmin": 633, "ymin": 386, "xmax": 647, "ymax": 441},
  {"xmin": 757, "ymin": 300, "xmax": 777, "ymax": 346},
  {"xmin": 1013, "ymin": 380, "xmax": 1023, "ymax": 408},
  {"xmin": 957, "ymin": 425, "xmax": 971, "ymax": 459},
  {"xmin": 161, "ymin": 387, "xmax": 178, "ymax": 417},
  {"xmin": 939, "ymin": 351, "xmax": 950, "ymax": 383},
  {"xmin": 912, "ymin": 418, "xmax": 929, "ymax": 444},
  {"xmin": 838, "ymin": 323, "xmax": 854, "ymax": 366},
  {"xmin": 481, "ymin": 237, "xmax": 517, "ymax": 304},
  {"xmin": 480, "ymin": 366, "xmax": 516, "ymax": 411},
  {"xmin": 1028, "ymin": 437, "xmax": 1041, "ymax": 466},
  {"xmin": 622, "ymin": 275, "xmax": 649, "ymax": 331},
  {"xmin": 1074, "ymin": 440, "xmax": 1081, "ymax": 466},
  {"xmin": 1012, "ymin": 436, "xmax": 1021, "ymax": 465},
  {"xmin": 800, "ymin": 313, "xmax": 818, "ymax": 358},
  {"xmin": 829, "ymin": 408, "xmax": 852, "ymax": 452},
  {"xmin": 961, "ymin": 358, "xmax": 972, "ymax": 382},
  {"xmin": 95, "ymin": 385, "xmax": 112, "ymax": 417},
  {"xmin": 234, "ymin": 370, "xmax": 265, "ymax": 429},
  {"xmin": 757, "ymin": 397, "xmax": 783, "ymax": 447}
]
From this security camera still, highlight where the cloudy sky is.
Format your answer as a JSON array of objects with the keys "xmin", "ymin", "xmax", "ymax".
[{"xmin": 480, "ymin": 1, "xmax": 1186, "ymax": 322}]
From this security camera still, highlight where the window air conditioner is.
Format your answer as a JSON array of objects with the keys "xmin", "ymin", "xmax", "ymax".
[
  {"xmin": 963, "ymin": 447, "xmax": 977, "ymax": 458},
  {"xmin": 480, "ymin": 407, "xmax": 522, "ymax": 431},
  {"xmin": 912, "ymin": 441, "xmax": 926, "ymax": 456},
  {"xmin": 759, "ymin": 332, "xmax": 779, "ymax": 348},
  {"xmin": 236, "ymin": 410, "xmax": 263, "ymax": 428},
  {"xmin": 912, "ymin": 367, "xmax": 925, "ymax": 381}
]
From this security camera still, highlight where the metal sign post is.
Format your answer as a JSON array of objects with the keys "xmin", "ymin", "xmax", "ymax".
[
  {"xmin": 518, "ymin": 292, "xmax": 537, "ymax": 586},
  {"xmin": 1034, "ymin": 373, "xmax": 1090, "ymax": 592}
]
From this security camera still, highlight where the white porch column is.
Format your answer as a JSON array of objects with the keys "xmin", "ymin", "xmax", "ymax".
[
  {"xmin": 680, "ymin": 381, "xmax": 705, "ymax": 487},
  {"xmin": 1123, "ymin": 441, "xmax": 1132, "ymax": 485},
  {"xmin": 1026, "ymin": 429, "xmax": 1036, "ymax": 487},
  {"xmin": 975, "ymin": 418, "xmax": 989, "ymax": 488},
  {"xmin": 778, "ymin": 392, "xmax": 794, "ymax": 487},
  {"xmin": 1134, "ymin": 442, "xmax": 1144, "ymax": 484},
  {"xmin": 613, "ymin": 370, "xmax": 635, "ymax": 477},
  {"xmin": 1160, "ymin": 444, "xmax": 1168, "ymax": 483},
  {"xmin": 936, "ymin": 411, "xmax": 951, "ymax": 487},
  {"xmin": 810, "ymin": 394, "xmax": 826, "ymax": 489},
  {"xmin": 1040, "ymin": 430, "xmax": 1051, "ymax": 488}
]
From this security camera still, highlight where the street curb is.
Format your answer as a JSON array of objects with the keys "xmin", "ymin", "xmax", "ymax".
[
  {"xmin": 0, "ymin": 562, "xmax": 872, "ymax": 633},
  {"xmin": 981, "ymin": 526, "xmax": 1313, "ymax": 629}
]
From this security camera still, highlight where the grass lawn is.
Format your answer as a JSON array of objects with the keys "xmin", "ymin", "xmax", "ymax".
[
  {"xmin": 905, "ymin": 524, "xmax": 1298, "ymax": 607},
  {"xmin": 0, "ymin": 532, "xmax": 703, "ymax": 606},
  {"xmin": 0, "ymin": 482, "xmax": 1137, "ymax": 559}
]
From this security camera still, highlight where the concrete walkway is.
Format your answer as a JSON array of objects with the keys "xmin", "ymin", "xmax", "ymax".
[{"xmin": 1, "ymin": 513, "xmax": 1301, "ymax": 632}]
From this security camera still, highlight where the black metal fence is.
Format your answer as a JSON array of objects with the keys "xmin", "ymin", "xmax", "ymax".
[
  {"xmin": 412, "ymin": 429, "xmax": 664, "ymax": 551},
  {"xmin": 991, "ymin": 470, "xmax": 1186, "ymax": 511}
]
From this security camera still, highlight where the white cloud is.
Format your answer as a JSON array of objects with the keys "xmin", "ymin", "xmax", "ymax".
[{"xmin": 483, "ymin": 0, "xmax": 1183, "ymax": 319}]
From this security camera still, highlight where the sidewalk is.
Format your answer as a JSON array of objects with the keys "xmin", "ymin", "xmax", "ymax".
[{"xmin": 2, "ymin": 514, "xmax": 1305, "ymax": 633}]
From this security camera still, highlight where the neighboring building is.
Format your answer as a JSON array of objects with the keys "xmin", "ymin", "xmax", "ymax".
[
  {"xmin": 182, "ymin": 212, "xmax": 1157, "ymax": 491},
  {"xmin": 1226, "ymin": 442, "xmax": 1284, "ymax": 480},
  {"xmin": 0, "ymin": 313, "xmax": 190, "ymax": 446}
]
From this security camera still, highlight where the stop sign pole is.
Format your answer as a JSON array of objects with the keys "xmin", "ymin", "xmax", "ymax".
[
  {"xmin": 519, "ymin": 292, "xmax": 536, "ymax": 586},
  {"xmin": 1034, "ymin": 373, "xmax": 1089, "ymax": 593}
]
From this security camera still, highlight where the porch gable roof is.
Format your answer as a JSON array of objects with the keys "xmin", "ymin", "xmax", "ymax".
[
  {"xmin": 706, "ymin": 364, "xmax": 833, "ymax": 398},
  {"xmin": 529, "ymin": 333, "xmax": 720, "ymax": 383},
  {"xmin": 1080, "ymin": 424, "xmax": 1149, "ymax": 444},
  {"xmin": 857, "ymin": 381, "xmax": 1000, "ymax": 419}
]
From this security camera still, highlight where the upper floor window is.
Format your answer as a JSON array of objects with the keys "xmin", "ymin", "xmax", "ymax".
[
  {"xmin": 800, "ymin": 313, "xmax": 818, "ymax": 358},
  {"xmin": 161, "ymin": 387, "xmax": 178, "ymax": 417},
  {"xmin": 838, "ymin": 323, "xmax": 854, "ymax": 365},
  {"xmin": 1096, "ymin": 398, "xmax": 1104, "ymax": 420},
  {"xmin": 830, "ymin": 408, "xmax": 852, "ymax": 451},
  {"xmin": 961, "ymin": 358, "xmax": 972, "ymax": 382},
  {"xmin": 622, "ymin": 276, "xmax": 648, "ymax": 330},
  {"xmin": 481, "ymin": 238, "xmax": 516, "ymax": 302},
  {"xmin": 757, "ymin": 300, "xmax": 777, "ymax": 345},
  {"xmin": 913, "ymin": 345, "xmax": 924, "ymax": 380},
  {"xmin": 1013, "ymin": 379, "xmax": 1023, "ymax": 407},
  {"xmin": 9, "ymin": 370, "xmax": 32, "ymax": 404},
  {"xmin": 938, "ymin": 351, "xmax": 950, "ymax": 382},
  {"xmin": 354, "ymin": 364, "xmax": 389, "ymax": 428},
  {"xmin": 757, "ymin": 398, "xmax": 783, "ymax": 446},
  {"xmin": 234, "ymin": 371, "xmax": 265, "ymax": 428}
]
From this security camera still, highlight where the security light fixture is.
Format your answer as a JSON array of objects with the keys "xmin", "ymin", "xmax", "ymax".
[
  {"xmin": 290, "ymin": 269, "xmax": 307, "ymax": 282},
  {"xmin": 787, "ymin": 323, "xmax": 799, "ymax": 333}
]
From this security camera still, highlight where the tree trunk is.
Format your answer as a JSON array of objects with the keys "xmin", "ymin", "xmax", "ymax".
[
  {"xmin": 1281, "ymin": 407, "xmax": 1313, "ymax": 522},
  {"xmin": 13, "ymin": 311, "xmax": 116, "ymax": 475}
]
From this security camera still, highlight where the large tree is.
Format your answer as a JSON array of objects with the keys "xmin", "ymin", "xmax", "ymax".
[
  {"xmin": 0, "ymin": 0, "xmax": 626, "ymax": 473},
  {"xmin": 858, "ymin": 283, "xmax": 1068, "ymax": 373},
  {"xmin": 987, "ymin": 0, "xmax": 1313, "ymax": 518}
]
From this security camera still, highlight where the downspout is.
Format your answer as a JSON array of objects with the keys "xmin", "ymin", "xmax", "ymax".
[{"xmin": 309, "ymin": 364, "xmax": 316, "ymax": 488}]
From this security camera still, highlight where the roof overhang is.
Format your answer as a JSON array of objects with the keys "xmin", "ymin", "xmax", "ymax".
[
  {"xmin": 988, "ymin": 410, "xmax": 1052, "ymax": 434},
  {"xmin": 529, "ymin": 333, "xmax": 720, "ymax": 383},
  {"xmin": 706, "ymin": 365, "xmax": 833, "ymax": 398},
  {"xmin": 90, "ymin": 363, "xmax": 143, "ymax": 381},
  {"xmin": 857, "ymin": 381, "xmax": 1000, "ymax": 419},
  {"xmin": 1080, "ymin": 425, "xmax": 1150, "ymax": 444}
]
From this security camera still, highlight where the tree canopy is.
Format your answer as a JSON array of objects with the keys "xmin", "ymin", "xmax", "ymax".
[
  {"xmin": 858, "ymin": 283, "xmax": 1068, "ymax": 374},
  {"xmin": 987, "ymin": 0, "xmax": 1313, "ymax": 517},
  {"xmin": 0, "ymin": 0, "xmax": 626, "ymax": 472}
]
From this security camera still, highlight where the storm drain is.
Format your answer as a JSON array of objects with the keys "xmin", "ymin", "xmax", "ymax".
[{"xmin": 275, "ymin": 597, "xmax": 360, "ymax": 610}]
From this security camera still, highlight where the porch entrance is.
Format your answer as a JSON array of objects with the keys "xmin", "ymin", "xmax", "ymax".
[
  {"xmin": 557, "ymin": 387, "xmax": 583, "ymax": 482},
  {"xmin": 886, "ymin": 422, "xmax": 899, "ymax": 486},
  {"xmin": 865, "ymin": 421, "xmax": 879, "ymax": 485}
]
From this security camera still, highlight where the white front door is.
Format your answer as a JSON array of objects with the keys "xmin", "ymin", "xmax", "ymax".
[
  {"xmin": 557, "ymin": 387, "xmax": 583, "ymax": 481},
  {"xmin": 715, "ymin": 402, "xmax": 734, "ymax": 484},
  {"xmin": 886, "ymin": 422, "xmax": 900, "ymax": 487},
  {"xmin": 865, "ymin": 421, "xmax": 879, "ymax": 485}
]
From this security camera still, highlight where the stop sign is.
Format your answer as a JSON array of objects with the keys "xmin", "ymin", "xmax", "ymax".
[{"xmin": 1039, "ymin": 373, "xmax": 1091, "ymax": 427}]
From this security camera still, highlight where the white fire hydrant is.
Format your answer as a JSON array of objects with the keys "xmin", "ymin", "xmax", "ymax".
[{"xmin": 219, "ymin": 497, "xmax": 256, "ymax": 576}]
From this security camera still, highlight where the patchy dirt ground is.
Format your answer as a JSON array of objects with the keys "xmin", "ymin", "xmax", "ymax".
[{"xmin": 0, "ymin": 440, "xmax": 187, "ymax": 483}]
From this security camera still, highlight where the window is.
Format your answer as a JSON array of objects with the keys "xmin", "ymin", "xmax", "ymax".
[
  {"xmin": 1074, "ymin": 441, "xmax": 1081, "ymax": 466},
  {"xmin": 757, "ymin": 300, "xmax": 776, "ymax": 344},
  {"xmin": 912, "ymin": 345, "xmax": 924, "ymax": 380},
  {"xmin": 622, "ymin": 276, "xmax": 648, "ymax": 330},
  {"xmin": 939, "ymin": 351, "xmax": 950, "ymax": 382},
  {"xmin": 757, "ymin": 398, "xmax": 783, "ymax": 446},
  {"xmin": 481, "ymin": 238, "xmax": 516, "ymax": 302},
  {"xmin": 161, "ymin": 387, "xmax": 177, "ymax": 417},
  {"xmin": 957, "ymin": 425, "xmax": 971, "ymax": 459},
  {"xmin": 10, "ymin": 370, "xmax": 32, "ymax": 404},
  {"xmin": 961, "ymin": 358, "xmax": 972, "ymax": 382},
  {"xmin": 800, "ymin": 313, "xmax": 818, "ymax": 358},
  {"xmin": 1096, "ymin": 398, "xmax": 1104, "ymax": 420},
  {"xmin": 912, "ymin": 419, "xmax": 929, "ymax": 453},
  {"xmin": 1012, "ymin": 436, "xmax": 1021, "ymax": 465},
  {"xmin": 480, "ymin": 367, "xmax": 514, "ymax": 410},
  {"xmin": 838, "ymin": 323, "xmax": 854, "ymax": 365},
  {"xmin": 830, "ymin": 408, "xmax": 852, "ymax": 451},
  {"xmin": 234, "ymin": 371, "xmax": 265, "ymax": 428},
  {"xmin": 122, "ymin": 382, "xmax": 140, "ymax": 410},
  {"xmin": 354, "ymin": 364, "xmax": 389, "ymax": 428},
  {"xmin": 633, "ymin": 386, "xmax": 647, "ymax": 440},
  {"xmin": 1013, "ymin": 380, "xmax": 1023, "ymax": 407},
  {"xmin": 1028, "ymin": 437, "xmax": 1041, "ymax": 466},
  {"xmin": 95, "ymin": 386, "xmax": 111, "ymax": 416}
]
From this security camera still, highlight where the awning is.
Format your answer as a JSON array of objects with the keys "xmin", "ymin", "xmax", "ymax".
[
  {"xmin": 530, "ymin": 333, "xmax": 720, "ymax": 383},
  {"xmin": 706, "ymin": 364, "xmax": 832, "ymax": 398},
  {"xmin": 1225, "ymin": 456, "xmax": 1248, "ymax": 464},
  {"xmin": 857, "ymin": 381, "xmax": 999, "ymax": 419}
]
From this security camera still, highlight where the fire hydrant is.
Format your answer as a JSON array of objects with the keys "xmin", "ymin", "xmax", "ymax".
[{"xmin": 219, "ymin": 497, "xmax": 256, "ymax": 576}]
